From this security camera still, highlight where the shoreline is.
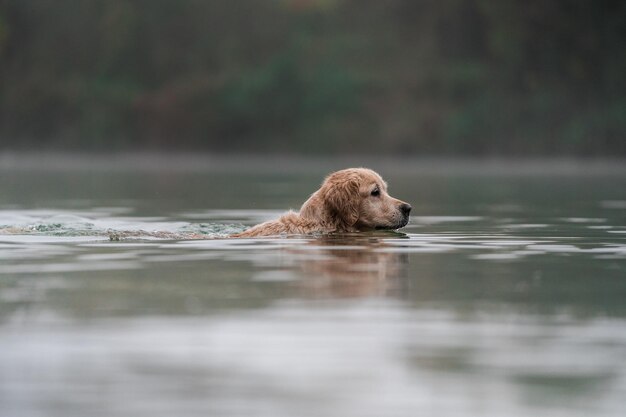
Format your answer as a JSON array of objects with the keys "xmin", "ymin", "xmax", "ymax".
[{"xmin": 1, "ymin": 151, "xmax": 625, "ymax": 176}]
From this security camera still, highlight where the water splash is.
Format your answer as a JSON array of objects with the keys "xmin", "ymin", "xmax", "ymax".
[{"xmin": 0, "ymin": 209, "xmax": 245, "ymax": 240}]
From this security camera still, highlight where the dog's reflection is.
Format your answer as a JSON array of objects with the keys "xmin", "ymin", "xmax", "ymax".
[{"xmin": 289, "ymin": 235, "xmax": 409, "ymax": 298}]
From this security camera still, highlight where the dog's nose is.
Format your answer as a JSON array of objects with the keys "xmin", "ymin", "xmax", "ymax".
[{"xmin": 400, "ymin": 203, "xmax": 412, "ymax": 216}]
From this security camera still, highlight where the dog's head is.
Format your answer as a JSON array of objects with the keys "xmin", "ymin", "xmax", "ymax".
[{"xmin": 301, "ymin": 168, "xmax": 411, "ymax": 232}]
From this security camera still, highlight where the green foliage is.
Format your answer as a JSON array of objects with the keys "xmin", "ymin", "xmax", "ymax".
[
  {"xmin": 216, "ymin": 40, "xmax": 364, "ymax": 150},
  {"xmin": 0, "ymin": 0, "xmax": 624, "ymax": 155}
]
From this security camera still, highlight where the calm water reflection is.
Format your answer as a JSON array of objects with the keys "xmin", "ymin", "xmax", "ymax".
[{"xmin": 1, "ymin": 156, "xmax": 625, "ymax": 417}]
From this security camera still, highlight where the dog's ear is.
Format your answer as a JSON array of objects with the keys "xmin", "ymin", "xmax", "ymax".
[{"xmin": 321, "ymin": 175, "xmax": 360, "ymax": 228}]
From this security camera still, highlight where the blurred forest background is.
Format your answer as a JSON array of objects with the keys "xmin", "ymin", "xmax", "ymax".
[{"xmin": 0, "ymin": 0, "xmax": 625, "ymax": 155}]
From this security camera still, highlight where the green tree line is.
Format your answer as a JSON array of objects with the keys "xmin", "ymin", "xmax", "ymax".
[{"xmin": 1, "ymin": 0, "xmax": 625, "ymax": 155}]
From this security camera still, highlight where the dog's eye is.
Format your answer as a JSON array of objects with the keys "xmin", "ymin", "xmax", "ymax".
[{"xmin": 371, "ymin": 188, "xmax": 380, "ymax": 197}]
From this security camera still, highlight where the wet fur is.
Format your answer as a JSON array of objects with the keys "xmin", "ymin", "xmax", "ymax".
[{"xmin": 232, "ymin": 168, "xmax": 410, "ymax": 238}]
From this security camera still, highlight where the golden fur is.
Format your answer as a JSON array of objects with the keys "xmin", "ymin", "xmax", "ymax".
[{"xmin": 232, "ymin": 168, "xmax": 411, "ymax": 237}]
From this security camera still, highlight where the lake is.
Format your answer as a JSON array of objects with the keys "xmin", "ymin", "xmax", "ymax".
[{"xmin": 1, "ymin": 154, "xmax": 625, "ymax": 417}]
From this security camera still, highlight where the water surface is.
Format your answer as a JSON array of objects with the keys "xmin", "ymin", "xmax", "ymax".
[{"xmin": 1, "ymin": 156, "xmax": 625, "ymax": 417}]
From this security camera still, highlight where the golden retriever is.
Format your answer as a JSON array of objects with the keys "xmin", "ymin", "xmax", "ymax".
[{"xmin": 232, "ymin": 168, "xmax": 411, "ymax": 237}]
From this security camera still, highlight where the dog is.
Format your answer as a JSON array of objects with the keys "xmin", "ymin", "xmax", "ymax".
[{"xmin": 232, "ymin": 168, "xmax": 411, "ymax": 237}]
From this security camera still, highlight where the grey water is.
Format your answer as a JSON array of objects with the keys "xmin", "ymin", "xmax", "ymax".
[{"xmin": 1, "ymin": 155, "xmax": 626, "ymax": 417}]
